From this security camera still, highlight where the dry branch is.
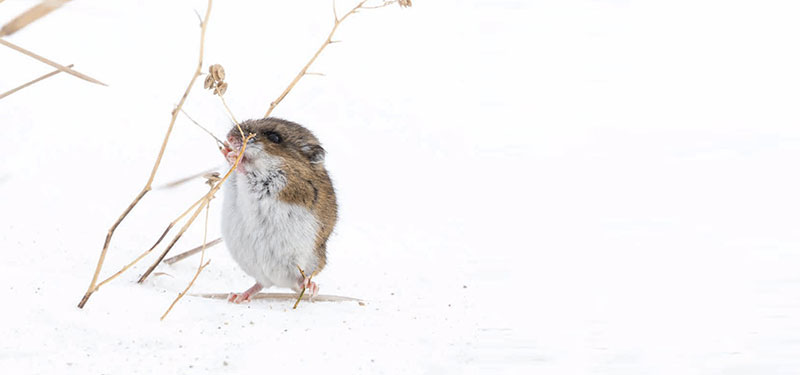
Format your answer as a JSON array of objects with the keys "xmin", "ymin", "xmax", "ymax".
[
  {"xmin": 0, "ymin": 63, "xmax": 72, "ymax": 100},
  {"xmin": 0, "ymin": 39, "xmax": 106, "ymax": 86},
  {"xmin": 263, "ymin": 0, "xmax": 403, "ymax": 117},
  {"xmin": 0, "ymin": 0, "xmax": 71, "ymax": 37},
  {"xmin": 77, "ymin": 0, "xmax": 214, "ymax": 309},
  {"xmin": 164, "ymin": 237, "xmax": 222, "ymax": 265}
]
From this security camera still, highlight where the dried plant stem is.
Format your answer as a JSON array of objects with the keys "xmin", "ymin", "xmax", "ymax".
[
  {"xmin": 293, "ymin": 288, "xmax": 306, "ymax": 309},
  {"xmin": 214, "ymin": 86, "xmax": 239, "ymax": 125},
  {"xmin": 158, "ymin": 166, "xmax": 221, "ymax": 190},
  {"xmin": 138, "ymin": 133, "xmax": 255, "ymax": 284},
  {"xmin": 293, "ymin": 266, "xmax": 319, "ymax": 309},
  {"xmin": 161, "ymin": 191, "xmax": 213, "ymax": 321},
  {"xmin": 164, "ymin": 237, "xmax": 223, "ymax": 265},
  {"xmin": 77, "ymin": 0, "xmax": 213, "ymax": 309},
  {"xmin": 0, "ymin": 39, "xmax": 106, "ymax": 86},
  {"xmin": 180, "ymin": 108, "xmax": 225, "ymax": 148},
  {"xmin": 194, "ymin": 292, "xmax": 361, "ymax": 303},
  {"xmin": 0, "ymin": 0, "xmax": 71, "ymax": 37},
  {"xmin": 263, "ymin": 0, "xmax": 394, "ymax": 117},
  {"xmin": 0, "ymin": 63, "xmax": 72, "ymax": 100},
  {"xmin": 91, "ymin": 194, "xmax": 208, "ymax": 292}
]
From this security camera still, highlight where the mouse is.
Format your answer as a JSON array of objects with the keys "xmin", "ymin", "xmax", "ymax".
[{"xmin": 220, "ymin": 117, "xmax": 337, "ymax": 304}]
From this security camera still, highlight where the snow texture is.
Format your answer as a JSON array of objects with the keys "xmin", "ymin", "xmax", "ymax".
[{"xmin": 1, "ymin": 0, "xmax": 800, "ymax": 374}]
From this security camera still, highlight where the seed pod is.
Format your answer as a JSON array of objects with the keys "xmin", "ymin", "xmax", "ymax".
[
  {"xmin": 216, "ymin": 82, "xmax": 228, "ymax": 96},
  {"xmin": 209, "ymin": 64, "xmax": 225, "ymax": 82},
  {"xmin": 204, "ymin": 75, "xmax": 214, "ymax": 89}
]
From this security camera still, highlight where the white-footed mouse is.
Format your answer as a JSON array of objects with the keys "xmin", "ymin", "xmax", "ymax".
[{"xmin": 220, "ymin": 118, "xmax": 337, "ymax": 303}]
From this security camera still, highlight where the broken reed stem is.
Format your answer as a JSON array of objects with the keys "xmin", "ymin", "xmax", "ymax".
[
  {"xmin": 77, "ymin": 0, "xmax": 214, "ymax": 309},
  {"xmin": 0, "ymin": 39, "xmax": 106, "ymax": 86},
  {"xmin": 161, "ymin": 189, "xmax": 214, "ymax": 321},
  {"xmin": 165, "ymin": 237, "xmax": 222, "ymax": 265},
  {"xmin": 263, "ymin": 0, "xmax": 395, "ymax": 118},
  {"xmin": 0, "ymin": 63, "xmax": 73, "ymax": 100},
  {"xmin": 138, "ymin": 133, "xmax": 255, "ymax": 284},
  {"xmin": 92, "ymin": 194, "xmax": 208, "ymax": 292}
]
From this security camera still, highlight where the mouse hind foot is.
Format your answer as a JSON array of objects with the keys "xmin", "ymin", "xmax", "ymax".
[{"xmin": 228, "ymin": 282, "xmax": 264, "ymax": 304}]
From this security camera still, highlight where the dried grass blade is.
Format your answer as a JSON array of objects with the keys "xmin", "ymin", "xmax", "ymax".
[
  {"xmin": 0, "ymin": 0, "xmax": 71, "ymax": 37},
  {"xmin": 0, "ymin": 38, "xmax": 107, "ymax": 86},
  {"xmin": 0, "ymin": 63, "xmax": 72, "ymax": 100}
]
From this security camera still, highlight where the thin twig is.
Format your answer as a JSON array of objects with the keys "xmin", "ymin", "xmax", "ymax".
[
  {"xmin": 161, "ymin": 189, "xmax": 213, "ymax": 321},
  {"xmin": 263, "ymin": 0, "xmax": 396, "ymax": 118},
  {"xmin": 293, "ymin": 266, "xmax": 319, "ymax": 309},
  {"xmin": 0, "ymin": 0, "xmax": 71, "ymax": 37},
  {"xmin": 360, "ymin": 1, "xmax": 398, "ymax": 10},
  {"xmin": 77, "ymin": 0, "xmax": 214, "ymax": 309},
  {"xmin": 164, "ymin": 237, "xmax": 222, "ymax": 265},
  {"xmin": 180, "ymin": 108, "xmax": 225, "ymax": 148},
  {"xmin": 0, "ymin": 39, "xmax": 106, "ymax": 86},
  {"xmin": 0, "ymin": 63, "xmax": 73, "ymax": 100},
  {"xmin": 214, "ymin": 86, "xmax": 239, "ymax": 125}
]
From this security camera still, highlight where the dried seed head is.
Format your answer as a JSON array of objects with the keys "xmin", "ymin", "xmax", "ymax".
[
  {"xmin": 204, "ymin": 75, "xmax": 214, "ymax": 89},
  {"xmin": 209, "ymin": 64, "xmax": 225, "ymax": 82},
  {"xmin": 216, "ymin": 82, "xmax": 228, "ymax": 96},
  {"xmin": 399, "ymin": 0, "xmax": 412, "ymax": 7},
  {"xmin": 204, "ymin": 172, "xmax": 221, "ymax": 187}
]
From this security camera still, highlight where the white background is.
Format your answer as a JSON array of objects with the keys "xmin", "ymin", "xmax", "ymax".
[{"xmin": 1, "ymin": 0, "xmax": 799, "ymax": 373}]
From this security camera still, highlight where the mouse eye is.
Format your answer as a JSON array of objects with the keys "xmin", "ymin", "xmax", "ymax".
[{"xmin": 263, "ymin": 131, "xmax": 282, "ymax": 144}]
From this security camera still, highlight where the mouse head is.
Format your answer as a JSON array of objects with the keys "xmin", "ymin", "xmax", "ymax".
[{"xmin": 226, "ymin": 118, "xmax": 326, "ymax": 171}]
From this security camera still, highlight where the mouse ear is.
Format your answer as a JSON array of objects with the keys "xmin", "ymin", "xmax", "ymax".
[{"xmin": 301, "ymin": 144, "xmax": 326, "ymax": 163}]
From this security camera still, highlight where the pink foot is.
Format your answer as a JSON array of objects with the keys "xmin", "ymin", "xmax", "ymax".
[
  {"xmin": 302, "ymin": 277, "xmax": 319, "ymax": 300},
  {"xmin": 228, "ymin": 282, "xmax": 263, "ymax": 304}
]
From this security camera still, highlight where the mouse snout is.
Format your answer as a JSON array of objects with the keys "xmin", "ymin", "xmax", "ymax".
[{"xmin": 227, "ymin": 134, "xmax": 243, "ymax": 150}]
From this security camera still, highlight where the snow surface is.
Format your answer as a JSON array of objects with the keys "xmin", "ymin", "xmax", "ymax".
[{"xmin": 2, "ymin": 0, "xmax": 800, "ymax": 373}]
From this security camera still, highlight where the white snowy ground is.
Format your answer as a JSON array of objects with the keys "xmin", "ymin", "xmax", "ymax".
[{"xmin": 1, "ymin": 0, "xmax": 800, "ymax": 373}]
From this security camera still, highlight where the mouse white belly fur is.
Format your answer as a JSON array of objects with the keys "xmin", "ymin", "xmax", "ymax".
[{"xmin": 222, "ymin": 172, "xmax": 321, "ymax": 291}]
